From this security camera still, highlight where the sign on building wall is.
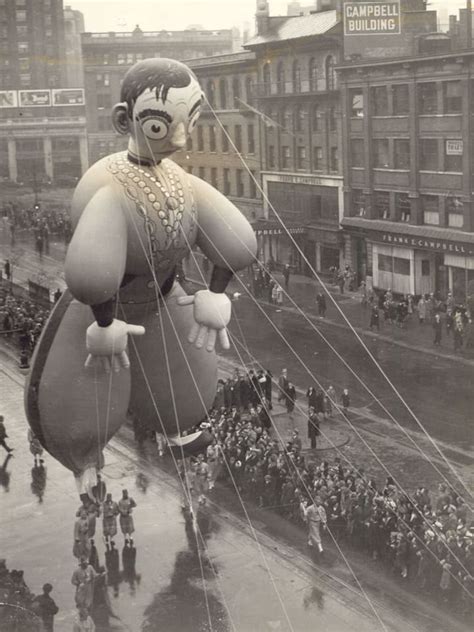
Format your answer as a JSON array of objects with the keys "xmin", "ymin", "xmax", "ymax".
[
  {"xmin": 52, "ymin": 88, "xmax": 85, "ymax": 106},
  {"xmin": 446, "ymin": 140, "xmax": 463, "ymax": 156},
  {"xmin": 344, "ymin": 1, "xmax": 401, "ymax": 35},
  {"xmin": 18, "ymin": 90, "xmax": 51, "ymax": 107},
  {"xmin": 0, "ymin": 91, "xmax": 18, "ymax": 108}
]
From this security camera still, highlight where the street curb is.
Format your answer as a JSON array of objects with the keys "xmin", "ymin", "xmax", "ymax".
[{"xmin": 186, "ymin": 277, "xmax": 474, "ymax": 368}]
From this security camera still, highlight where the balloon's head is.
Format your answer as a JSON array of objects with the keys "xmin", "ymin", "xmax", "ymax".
[{"xmin": 112, "ymin": 58, "xmax": 203, "ymax": 162}]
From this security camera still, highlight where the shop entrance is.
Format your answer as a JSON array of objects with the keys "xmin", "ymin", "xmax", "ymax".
[{"xmin": 434, "ymin": 253, "xmax": 449, "ymax": 299}]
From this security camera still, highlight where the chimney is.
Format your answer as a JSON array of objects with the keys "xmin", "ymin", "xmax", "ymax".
[{"xmin": 256, "ymin": 0, "xmax": 270, "ymax": 36}]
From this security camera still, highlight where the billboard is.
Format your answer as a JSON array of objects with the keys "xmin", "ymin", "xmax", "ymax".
[
  {"xmin": 446, "ymin": 140, "xmax": 463, "ymax": 156},
  {"xmin": 18, "ymin": 89, "xmax": 51, "ymax": 107},
  {"xmin": 0, "ymin": 90, "xmax": 18, "ymax": 108},
  {"xmin": 52, "ymin": 88, "xmax": 85, "ymax": 106},
  {"xmin": 344, "ymin": 1, "xmax": 401, "ymax": 36}
]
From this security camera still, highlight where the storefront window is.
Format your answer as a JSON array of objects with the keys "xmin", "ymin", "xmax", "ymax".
[
  {"xmin": 418, "ymin": 82, "xmax": 438, "ymax": 115},
  {"xmin": 371, "ymin": 86, "xmax": 388, "ymax": 116},
  {"xmin": 378, "ymin": 254, "xmax": 410, "ymax": 275},
  {"xmin": 419, "ymin": 138, "xmax": 439, "ymax": 171}
]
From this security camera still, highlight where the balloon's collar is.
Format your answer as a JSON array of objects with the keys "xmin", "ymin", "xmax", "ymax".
[{"xmin": 127, "ymin": 152, "xmax": 160, "ymax": 168}]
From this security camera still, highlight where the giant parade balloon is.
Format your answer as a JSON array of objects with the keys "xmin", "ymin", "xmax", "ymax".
[{"xmin": 25, "ymin": 58, "xmax": 257, "ymax": 497}]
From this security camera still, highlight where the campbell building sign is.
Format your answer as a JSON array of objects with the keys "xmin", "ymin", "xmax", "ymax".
[{"xmin": 344, "ymin": 1, "xmax": 401, "ymax": 35}]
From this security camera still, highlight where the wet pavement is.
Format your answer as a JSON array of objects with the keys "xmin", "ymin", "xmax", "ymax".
[{"xmin": 0, "ymin": 357, "xmax": 447, "ymax": 632}]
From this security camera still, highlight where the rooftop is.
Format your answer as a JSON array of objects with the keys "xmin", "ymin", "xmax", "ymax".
[{"xmin": 245, "ymin": 10, "xmax": 339, "ymax": 47}]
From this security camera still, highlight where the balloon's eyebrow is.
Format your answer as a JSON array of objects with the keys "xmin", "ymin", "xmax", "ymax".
[
  {"xmin": 135, "ymin": 109, "xmax": 172, "ymax": 123},
  {"xmin": 189, "ymin": 99, "xmax": 202, "ymax": 117}
]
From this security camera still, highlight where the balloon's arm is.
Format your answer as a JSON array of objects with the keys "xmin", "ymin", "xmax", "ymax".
[
  {"xmin": 65, "ymin": 186, "xmax": 127, "ymax": 307},
  {"xmin": 188, "ymin": 174, "xmax": 257, "ymax": 283}
]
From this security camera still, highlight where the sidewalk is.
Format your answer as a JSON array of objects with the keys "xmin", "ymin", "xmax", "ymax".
[{"xmin": 183, "ymin": 253, "xmax": 474, "ymax": 368}]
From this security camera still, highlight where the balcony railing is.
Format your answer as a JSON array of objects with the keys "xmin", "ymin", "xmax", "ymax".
[
  {"xmin": 254, "ymin": 79, "xmax": 338, "ymax": 98},
  {"xmin": 0, "ymin": 116, "xmax": 86, "ymax": 127}
]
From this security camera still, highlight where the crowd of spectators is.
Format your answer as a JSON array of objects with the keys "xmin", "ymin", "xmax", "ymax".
[
  {"xmin": 0, "ymin": 559, "xmax": 58, "ymax": 631},
  {"xmin": 180, "ymin": 368, "xmax": 473, "ymax": 619},
  {"xmin": 0, "ymin": 293, "xmax": 50, "ymax": 360},
  {"xmin": 2, "ymin": 201, "xmax": 72, "ymax": 246}
]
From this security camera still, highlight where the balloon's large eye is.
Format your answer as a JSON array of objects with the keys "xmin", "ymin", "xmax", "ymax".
[
  {"xmin": 141, "ymin": 118, "xmax": 169, "ymax": 140},
  {"xmin": 188, "ymin": 110, "xmax": 201, "ymax": 134}
]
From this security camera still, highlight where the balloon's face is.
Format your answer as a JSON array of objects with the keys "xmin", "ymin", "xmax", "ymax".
[{"xmin": 131, "ymin": 78, "xmax": 202, "ymax": 160}]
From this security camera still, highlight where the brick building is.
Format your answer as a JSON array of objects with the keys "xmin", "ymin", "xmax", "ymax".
[
  {"xmin": 0, "ymin": 0, "xmax": 87, "ymax": 185},
  {"xmin": 243, "ymin": 0, "xmax": 344, "ymax": 274},
  {"xmin": 173, "ymin": 50, "xmax": 262, "ymax": 223},
  {"xmin": 81, "ymin": 26, "xmax": 239, "ymax": 165},
  {"xmin": 339, "ymin": 47, "xmax": 474, "ymax": 301}
]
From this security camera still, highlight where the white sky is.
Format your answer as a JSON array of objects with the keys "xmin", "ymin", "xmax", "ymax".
[{"xmin": 69, "ymin": 0, "xmax": 466, "ymax": 33}]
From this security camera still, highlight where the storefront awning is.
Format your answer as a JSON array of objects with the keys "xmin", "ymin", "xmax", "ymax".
[
  {"xmin": 342, "ymin": 217, "xmax": 474, "ymax": 256},
  {"xmin": 251, "ymin": 220, "xmax": 306, "ymax": 237}
]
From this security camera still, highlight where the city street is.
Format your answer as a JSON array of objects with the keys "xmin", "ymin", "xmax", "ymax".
[{"xmin": 1, "ymin": 355, "xmax": 461, "ymax": 632}]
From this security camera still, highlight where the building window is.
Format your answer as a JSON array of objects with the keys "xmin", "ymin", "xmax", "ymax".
[
  {"xmin": 312, "ymin": 105, "xmax": 322, "ymax": 130},
  {"xmin": 223, "ymin": 168, "xmax": 230, "ymax": 195},
  {"xmin": 351, "ymin": 138, "xmax": 364, "ymax": 167},
  {"xmin": 268, "ymin": 145, "xmax": 275, "ymax": 168},
  {"xmin": 282, "ymin": 146, "xmax": 290, "ymax": 169},
  {"xmin": 222, "ymin": 126, "xmax": 229, "ymax": 152},
  {"xmin": 97, "ymin": 94, "xmax": 111, "ymax": 109},
  {"xmin": 371, "ymin": 86, "xmax": 388, "ymax": 116},
  {"xmin": 236, "ymin": 169, "xmax": 244, "ymax": 197},
  {"xmin": 292, "ymin": 59, "xmax": 301, "ymax": 93},
  {"xmin": 447, "ymin": 196, "xmax": 464, "ymax": 228},
  {"xmin": 219, "ymin": 79, "xmax": 227, "ymax": 109},
  {"xmin": 199, "ymin": 167, "xmax": 205, "ymax": 181},
  {"xmin": 421, "ymin": 194, "xmax": 440, "ymax": 225},
  {"xmin": 295, "ymin": 106, "xmax": 305, "ymax": 132},
  {"xmin": 276, "ymin": 61, "xmax": 285, "ymax": 93},
  {"xmin": 378, "ymin": 255, "xmax": 410, "ymax": 275},
  {"xmin": 16, "ymin": 24, "xmax": 27, "ymax": 37},
  {"xmin": 325, "ymin": 55, "xmax": 336, "ymax": 90},
  {"xmin": 245, "ymin": 76, "xmax": 253, "ymax": 100},
  {"xmin": 296, "ymin": 146, "xmax": 306, "ymax": 170},
  {"xmin": 444, "ymin": 140, "xmax": 462, "ymax": 172},
  {"xmin": 374, "ymin": 191, "xmax": 390, "ymax": 219},
  {"xmin": 197, "ymin": 125, "xmax": 204, "ymax": 151},
  {"xmin": 419, "ymin": 138, "xmax": 439, "ymax": 170},
  {"xmin": 395, "ymin": 193, "xmax": 411, "ymax": 222},
  {"xmin": 96, "ymin": 73, "xmax": 110, "ymax": 87},
  {"xmin": 443, "ymin": 81, "xmax": 462, "ymax": 114},
  {"xmin": 16, "ymin": 9, "xmax": 26, "ymax": 21},
  {"xmin": 262, "ymin": 63, "xmax": 270, "ymax": 96},
  {"xmin": 350, "ymin": 90, "xmax": 364, "ymax": 117},
  {"xmin": 233, "ymin": 77, "xmax": 241, "ymax": 104},
  {"xmin": 330, "ymin": 147, "xmax": 338, "ymax": 172},
  {"xmin": 329, "ymin": 107, "xmax": 337, "ymax": 131},
  {"xmin": 117, "ymin": 53, "xmax": 126, "ymax": 65},
  {"xmin": 352, "ymin": 190, "xmax": 366, "ymax": 217},
  {"xmin": 373, "ymin": 139, "xmax": 389, "ymax": 168},
  {"xmin": 394, "ymin": 139, "xmax": 410, "ymax": 169},
  {"xmin": 392, "ymin": 84, "xmax": 409, "ymax": 115},
  {"xmin": 313, "ymin": 146, "xmax": 323, "ymax": 170},
  {"xmin": 211, "ymin": 167, "xmax": 218, "ymax": 189},
  {"xmin": 418, "ymin": 82, "xmax": 438, "ymax": 114},
  {"xmin": 309, "ymin": 57, "xmax": 318, "ymax": 91},
  {"xmin": 249, "ymin": 172, "xmax": 257, "ymax": 199},
  {"xmin": 247, "ymin": 124, "xmax": 255, "ymax": 154},
  {"xmin": 235, "ymin": 125, "xmax": 242, "ymax": 152},
  {"xmin": 283, "ymin": 106, "xmax": 293, "ymax": 132},
  {"xmin": 207, "ymin": 80, "xmax": 215, "ymax": 107},
  {"xmin": 209, "ymin": 125, "xmax": 216, "ymax": 152}
]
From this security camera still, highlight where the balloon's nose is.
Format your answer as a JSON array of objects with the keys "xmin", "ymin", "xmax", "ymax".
[{"xmin": 171, "ymin": 122, "xmax": 186, "ymax": 148}]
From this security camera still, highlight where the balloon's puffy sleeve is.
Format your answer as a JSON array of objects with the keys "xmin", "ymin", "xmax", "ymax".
[
  {"xmin": 65, "ymin": 187, "xmax": 127, "ymax": 306},
  {"xmin": 188, "ymin": 174, "xmax": 257, "ymax": 272}
]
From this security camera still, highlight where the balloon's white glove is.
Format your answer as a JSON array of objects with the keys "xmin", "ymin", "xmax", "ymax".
[
  {"xmin": 177, "ymin": 290, "xmax": 231, "ymax": 352},
  {"xmin": 85, "ymin": 319, "xmax": 145, "ymax": 373}
]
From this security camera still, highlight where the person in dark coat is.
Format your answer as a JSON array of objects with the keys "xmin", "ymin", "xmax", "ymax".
[
  {"xmin": 278, "ymin": 369, "xmax": 289, "ymax": 403},
  {"xmin": 283, "ymin": 264, "xmax": 291, "ymax": 289},
  {"xmin": 433, "ymin": 313, "xmax": 442, "ymax": 346},
  {"xmin": 307, "ymin": 407, "xmax": 320, "ymax": 450},
  {"xmin": 316, "ymin": 292, "xmax": 327, "ymax": 317},
  {"xmin": 285, "ymin": 382, "xmax": 296, "ymax": 415},
  {"xmin": 32, "ymin": 583, "xmax": 58, "ymax": 632},
  {"xmin": 0, "ymin": 415, "xmax": 13, "ymax": 454},
  {"xmin": 306, "ymin": 386, "xmax": 318, "ymax": 411},
  {"xmin": 369, "ymin": 305, "xmax": 380, "ymax": 331},
  {"xmin": 264, "ymin": 369, "xmax": 273, "ymax": 409},
  {"xmin": 341, "ymin": 389, "xmax": 350, "ymax": 413}
]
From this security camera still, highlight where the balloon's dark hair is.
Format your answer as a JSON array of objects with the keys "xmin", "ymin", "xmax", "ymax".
[{"xmin": 120, "ymin": 58, "xmax": 198, "ymax": 118}]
